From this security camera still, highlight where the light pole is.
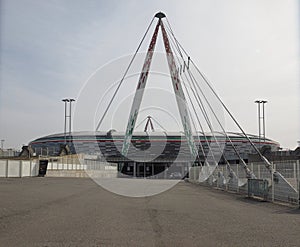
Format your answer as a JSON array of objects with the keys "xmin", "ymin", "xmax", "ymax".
[
  {"xmin": 62, "ymin": 99, "xmax": 69, "ymax": 144},
  {"xmin": 261, "ymin": 100, "xmax": 267, "ymax": 142},
  {"xmin": 254, "ymin": 100, "xmax": 268, "ymax": 147},
  {"xmin": 69, "ymin": 99, "xmax": 75, "ymax": 139},
  {"xmin": 255, "ymin": 100, "xmax": 261, "ymax": 145}
]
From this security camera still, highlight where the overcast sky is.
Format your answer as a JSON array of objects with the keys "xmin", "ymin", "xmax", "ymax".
[{"xmin": 0, "ymin": 0, "xmax": 299, "ymax": 150}]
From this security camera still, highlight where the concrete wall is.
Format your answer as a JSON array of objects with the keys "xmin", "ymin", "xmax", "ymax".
[
  {"xmin": 46, "ymin": 170, "xmax": 89, "ymax": 178},
  {"xmin": 0, "ymin": 160, "xmax": 39, "ymax": 177},
  {"xmin": 47, "ymin": 160, "xmax": 86, "ymax": 170}
]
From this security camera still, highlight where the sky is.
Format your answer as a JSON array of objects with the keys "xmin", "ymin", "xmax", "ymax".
[{"xmin": 0, "ymin": 0, "xmax": 299, "ymax": 150}]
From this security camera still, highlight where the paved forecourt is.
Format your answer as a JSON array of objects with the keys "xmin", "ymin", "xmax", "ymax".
[{"xmin": 0, "ymin": 177, "xmax": 299, "ymax": 246}]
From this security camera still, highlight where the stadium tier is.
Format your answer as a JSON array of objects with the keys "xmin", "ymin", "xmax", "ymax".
[{"xmin": 29, "ymin": 131, "xmax": 279, "ymax": 164}]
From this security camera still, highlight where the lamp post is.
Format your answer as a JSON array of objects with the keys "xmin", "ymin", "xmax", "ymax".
[
  {"xmin": 69, "ymin": 99, "xmax": 75, "ymax": 139},
  {"xmin": 62, "ymin": 98, "xmax": 75, "ymax": 144},
  {"xmin": 261, "ymin": 100, "xmax": 267, "ymax": 142},
  {"xmin": 254, "ymin": 100, "xmax": 261, "ymax": 145},
  {"xmin": 254, "ymin": 100, "xmax": 268, "ymax": 147},
  {"xmin": 62, "ymin": 99, "xmax": 70, "ymax": 144}
]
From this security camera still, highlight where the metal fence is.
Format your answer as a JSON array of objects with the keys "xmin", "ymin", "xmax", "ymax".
[{"xmin": 189, "ymin": 160, "xmax": 300, "ymax": 207}]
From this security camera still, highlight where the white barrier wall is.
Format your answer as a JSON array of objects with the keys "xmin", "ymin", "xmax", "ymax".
[
  {"xmin": 0, "ymin": 158, "xmax": 115, "ymax": 178},
  {"xmin": 46, "ymin": 159, "xmax": 86, "ymax": 170},
  {"xmin": 0, "ymin": 160, "xmax": 7, "ymax": 177},
  {"xmin": 0, "ymin": 160, "xmax": 39, "ymax": 177},
  {"xmin": 31, "ymin": 160, "xmax": 39, "ymax": 176},
  {"xmin": 22, "ymin": 161, "xmax": 31, "ymax": 177},
  {"xmin": 8, "ymin": 160, "xmax": 21, "ymax": 177}
]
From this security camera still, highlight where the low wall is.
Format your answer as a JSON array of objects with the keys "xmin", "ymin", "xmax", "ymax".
[
  {"xmin": 46, "ymin": 170, "xmax": 89, "ymax": 178},
  {"xmin": 46, "ymin": 169, "xmax": 118, "ymax": 178},
  {"xmin": 0, "ymin": 160, "xmax": 39, "ymax": 177},
  {"xmin": 0, "ymin": 158, "xmax": 118, "ymax": 178}
]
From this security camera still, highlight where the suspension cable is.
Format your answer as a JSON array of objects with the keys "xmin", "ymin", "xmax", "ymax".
[
  {"xmin": 165, "ymin": 19, "xmax": 240, "ymax": 179},
  {"xmin": 151, "ymin": 117, "xmax": 168, "ymax": 132},
  {"xmin": 165, "ymin": 26, "xmax": 215, "ymax": 157},
  {"xmin": 164, "ymin": 26, "xmax": 204, "ymax": 156},
  {"xmin": 134, "ymin": 116, "xmax": 149, "ymax": 130},
  {"xmin": 165, "ymin": 25, "xmax": 270, "ymax": 170},
  {"xmin": 187, "ymin": 70, "xmax": 236, "ymax": 174},
  {"xmin": 187, "ymin": 68, "xmax": 254, "ymax": 177},
  {"xmin": 163, "ymin": 24, "xmax": 205, "ymax": 165},
  {"xmin": 180, "ymin": 75, "xmax": 208, "ymax": 164},
  {"xmin": 165, "ymin": 19, "xmax": 268, "ymax": 176},
  {"xmin": 166, "ymin": 23, "xmax": 222, "ymax": 167},
  {"xmin": 96, "ymin": 17, "xmax": 155, "ymax": 131},
  {"xmin": 190, "ymin": 61, "xmax": 271, "ymax": 170}
]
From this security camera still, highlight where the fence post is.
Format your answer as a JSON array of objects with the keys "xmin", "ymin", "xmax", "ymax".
[
  {"xmin": 272, "ymin": 162, "xmax": 275, "ymax": 202},
  {"xmin": 236, "ymin": 163, "xmax": 239, "ymax": 193},
  {"xmin": 29, "ymin": 160, "xmax": 32, "ymax": 176},
  {"xmin": 225, "ymin": 165, "xmax": 228, "ymax": 191},
  {"xmin": 293, "ymin": 162, "xmax": 297, "ymax": 180},
  {"xmin": 19, "ymin": 160, "xmax": 22, "ymax": 178},
  {"xmin": 5, "ymin": 160, "xmax": 8, "ymax": 178},
  {"xmin": 216, "ymin": 167, "xmax": 219, "ymax": 189},
  {"xmin": 297, "ymin": 160, "xmax": 300, "ymax": 208}
]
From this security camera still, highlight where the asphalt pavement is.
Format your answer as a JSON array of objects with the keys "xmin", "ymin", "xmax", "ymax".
[{"xmin": 0, "ymin": 177, "xmax": 299, "ymax": 246}]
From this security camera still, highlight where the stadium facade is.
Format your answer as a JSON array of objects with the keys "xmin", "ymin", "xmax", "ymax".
[
  {"xmin": 30, "ymin": 131, "xmax": 279, "ymax": 162},
  {"xmin": 29, "ymin": 131, "xmax": 279, "ymax": 177}
]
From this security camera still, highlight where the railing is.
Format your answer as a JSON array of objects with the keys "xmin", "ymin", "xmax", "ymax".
[{"xmin": 189, "ymin": 160, "xmax": 300, "ymax": 207}]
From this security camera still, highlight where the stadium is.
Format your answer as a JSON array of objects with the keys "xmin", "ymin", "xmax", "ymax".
[
  {"xmin": 29, "ymin": 131, "xmax": 279, "ymax": 175},
  {"xmin": 26, "ymin": 12, "xmax": 282, "ymax": 178}
]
